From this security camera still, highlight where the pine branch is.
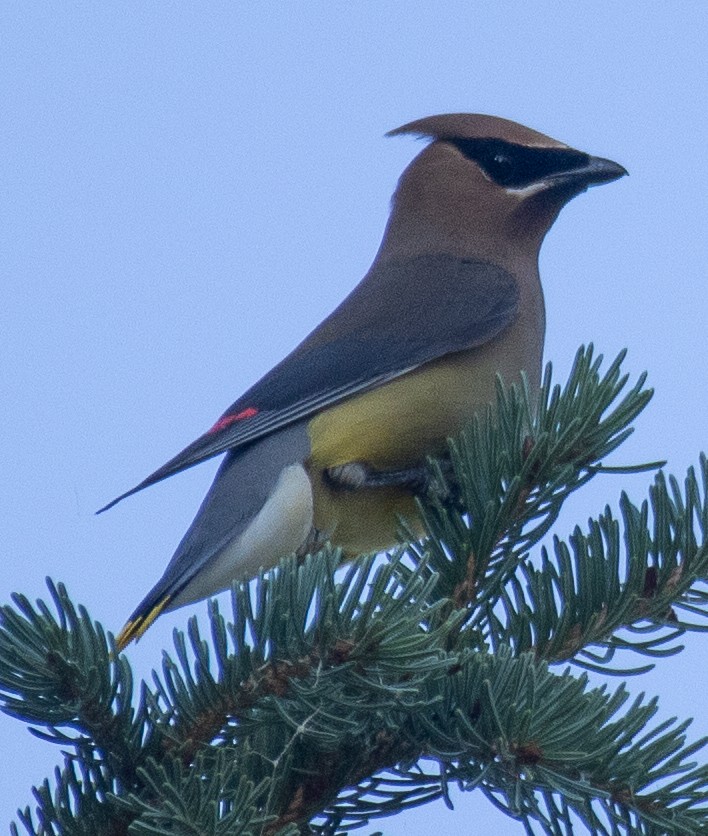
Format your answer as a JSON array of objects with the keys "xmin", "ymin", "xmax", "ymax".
[
  {"xmin": 407, "ymin": 345, "xmax": 657, "ymax": 614},
  {"xmin": 1, "ymin": 347, "xmax": 707, "ymax": 835},
  {"xmin": 4, "ymin": 573, "xmax": 707, "ymax": 834},
  {"xmin": 472, "ymin": 465, "xmax": 708, "ymax": 674},
  {"xmin": 406, "ymin": 347, "xmax": 708, "ymax": 673}
]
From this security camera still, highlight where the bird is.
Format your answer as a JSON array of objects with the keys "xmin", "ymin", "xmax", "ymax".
[{"xmin": 103, "ymin": 114, "xmax": 626, "ymax": 650}]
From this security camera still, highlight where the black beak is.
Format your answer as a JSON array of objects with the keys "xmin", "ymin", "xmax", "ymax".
[{"xmin": 547, "ymin": 155, "xmax": 628, "ymax": 191}]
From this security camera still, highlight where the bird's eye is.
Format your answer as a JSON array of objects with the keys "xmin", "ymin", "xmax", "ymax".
[
  {"xmin": 488, "ymin": 152, "xmax": 516, "ymax": 184},
  {"xmin": 452, "ymin": 139, "xmax": 521, "ymax": 186}
]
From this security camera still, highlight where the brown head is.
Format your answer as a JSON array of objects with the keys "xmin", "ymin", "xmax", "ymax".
[{"xmin": 377, "ymin": 113, "xmax": 626, "ymax": 271}]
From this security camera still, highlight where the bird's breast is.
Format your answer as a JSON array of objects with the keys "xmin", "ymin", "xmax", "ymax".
[
  {"xmin": 308, "ymin": 331, "xmax": 540, "ymax": 470},
  {"xmin": 306, "ymin": 319, "xmax": 543, "ymax": 554}
]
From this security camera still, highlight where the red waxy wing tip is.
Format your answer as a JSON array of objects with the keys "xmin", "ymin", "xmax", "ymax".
[{"xmin": 208, "ymin": 406, "xmax": 259, "ymax": 434}]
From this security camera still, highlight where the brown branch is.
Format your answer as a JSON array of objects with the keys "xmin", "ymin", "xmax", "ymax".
[{"xmin": 162, "ymin": 640, "xmax": 357, "ymax": 765}]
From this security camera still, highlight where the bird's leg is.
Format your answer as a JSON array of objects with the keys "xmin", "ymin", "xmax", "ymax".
[
  {"xmin": 296, "ymin": 526, "xmax": 330, "ymax": 560},
  {"xmin": 324, "ymin": 458, "xmax": 460, "ymax": 507}
]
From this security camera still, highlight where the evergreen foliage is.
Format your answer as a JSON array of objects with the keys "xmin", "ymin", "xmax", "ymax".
[{"xmin": 1, "ymin": 346, "xmax": 707, "ymax": 834}]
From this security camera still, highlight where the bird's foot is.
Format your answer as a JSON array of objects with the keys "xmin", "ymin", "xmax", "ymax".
[
  {"xmin": 324, "ymin": 461, "xmax": 428, "ymax": 492},
  {"xmin": 324, "ymin": 459, "xmax": 460, "ymax": 508}
]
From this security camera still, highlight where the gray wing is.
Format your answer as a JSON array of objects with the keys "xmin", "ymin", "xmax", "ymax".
[{"xmin": 100, "ymin": 254, "xmax": 519, "ymax": 511}]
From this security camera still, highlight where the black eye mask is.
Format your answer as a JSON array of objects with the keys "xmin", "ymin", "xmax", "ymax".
[{"xmin": 451, "ymin": 138, "xmax": 590, "ymax": 189}]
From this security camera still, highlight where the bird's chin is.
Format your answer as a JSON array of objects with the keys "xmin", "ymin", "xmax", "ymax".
[
  {"xmin": 543, "ymin": 179, "xmax": 593, "ymax": 202},
  {"xmin": 524, "ymin": 175, "xmax": 603, "ymax": 220}
]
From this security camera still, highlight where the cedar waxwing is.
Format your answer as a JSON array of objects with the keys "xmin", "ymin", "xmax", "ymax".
[{"xmin": 104, "ymin": 114, "xmax": 626, "ymax": 649}]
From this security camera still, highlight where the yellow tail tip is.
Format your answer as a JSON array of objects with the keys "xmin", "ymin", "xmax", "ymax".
[{"xmin": 114, "ymin": 596, "xmax": 172, "ymax": 652}]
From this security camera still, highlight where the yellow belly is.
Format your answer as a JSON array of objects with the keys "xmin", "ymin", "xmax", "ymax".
[{"xmin": 307, "ymin": 333, "xmax": 539, "ymax": 554}]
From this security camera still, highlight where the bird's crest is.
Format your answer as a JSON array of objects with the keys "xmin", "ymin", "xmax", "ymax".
[{"xmin": 387, "ymin": 113, "xmax": 569, "ymax": 149}]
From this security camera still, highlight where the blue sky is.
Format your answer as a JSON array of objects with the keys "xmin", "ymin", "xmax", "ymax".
[{"xmin": 2, "ymin": 4, "xmax": 707, "ymax": 832}]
